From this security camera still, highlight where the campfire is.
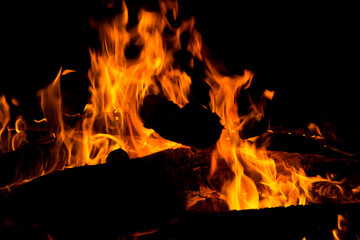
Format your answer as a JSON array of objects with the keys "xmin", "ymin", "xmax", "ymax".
[{"xmin": 1, "ymin": 0, "xmax": 359, "ymax": 239}]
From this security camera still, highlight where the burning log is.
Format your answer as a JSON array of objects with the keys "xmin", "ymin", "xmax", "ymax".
[
  {"xmin": 2, "ymin": 145, "xmax": 360, "ymax": 239},
  {"xmin": 140, "ymin": 94, "xmax": 223, "ymax": 148},
  {"xmin": 169, "ymin": 203, "xmax": 360, "ymax": 240},
  {"xmin": 1, "ymin": 137, "xmax": 359, "ymax": 193},
  {"xmin": 263, "ymin": 127, "xmax": 360, "ymax": 158},
  {"xmin": 268, "ymin": 151, "xmax": 360, "ymax": 204},
  {"xmin": 0, "ymin": 138, "xmax": 58, "ymax": 188}
]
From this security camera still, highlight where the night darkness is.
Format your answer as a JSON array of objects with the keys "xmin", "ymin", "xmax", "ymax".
[{"xmin": 2, "ymin": 0, "xmax": 360, "ymax": 149}]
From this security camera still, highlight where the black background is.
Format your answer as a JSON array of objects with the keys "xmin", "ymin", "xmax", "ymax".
[{"xmin": 1, "ymin": 0, "xmax": 359, "ymax": 144}]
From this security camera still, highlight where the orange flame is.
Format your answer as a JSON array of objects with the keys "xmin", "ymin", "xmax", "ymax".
[
  {"xmin": 35, "ymin": 0, "xmax": 199, "ymax": 170},
  {"xmin": 85, "ymin": 0, "xmax": 192, "ymax": 160},
  {"xmin": 332, "ymin": 214, "xmax": 348, "ymax": 240},
  {"xmin": 1, "ymin": 0, "xmax": 359, "ymax": 210},
  {"xmin": 0, "ymin": 95, "xmax": 27, "ymax": 153},
  {"xmin": 205, "ymin": 69, "xmax": 314, "ymax": 209},
  {"xmin": 0, "ymin": 95, "xmax": 11, "ymax": 153},
  {"xmin": 204, "ymin": 64, "xmax": 358, "ymax": 209}
]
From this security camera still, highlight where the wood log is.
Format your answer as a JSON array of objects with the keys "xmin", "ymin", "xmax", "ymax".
[
  {"xmin": 1, "ymin": 140, "xmax": 359, "ymax": 199},
  {"xmin": 0, "ymin": 138, "xmax": 59, "ymax": 188},
  {"xmin": 2, "ymin": 125, "xmax": 357, "ymax": 190},
  {"xmin": 269, "ymin": 151, "xmax": 360, "ymax": 203},
  {"xmin": 165, "ymin": 203, "xmax": 360, "ymax": 240},
  {"xmin": 1, "ymin": 148, "xmax": 212, "ymax": 239},
  {"xmin": 2, "ymin": 146, "xmax": 360, "ymax": 239},
  {"xmin": 264, "ymin": 129, "xmax": 360, "ymax": 158},
  {"xmin": 1, "ymin": 137, "xmax": 359, "ymax": 193},
  {"xmin": 140, "ymin": 94, "xmax": 223, "ymax": 148}
]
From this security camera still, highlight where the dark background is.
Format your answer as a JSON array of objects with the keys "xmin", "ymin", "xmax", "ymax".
[{"xmin": 1, "ymin": 0, "xmax": 359, "ymax": 144}]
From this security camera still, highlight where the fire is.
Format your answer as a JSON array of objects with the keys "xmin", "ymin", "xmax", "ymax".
[
  {"xmin": 332, "ymin": 214, "xmax": 348, "ymax": 240},
  {"xmin": 0, "ymin": 95, "xmax": 11, "ymax": 153},
  {"xmin": 33, "ymin": 0, "xmax": 196, "ymax": 169},
  {"xmin": 204, "ymin": 65, "xmax": 358, "ymax": 209},
  {"xmin": 0, "ymin": 95, "xmax": 27, "ymax": 153},
  {"xmin": 85, "ymin": 0, "xmax": 193, "ymax": 160},
  {"xmin": 204, "ymin": 67, "xmax": 313, "ymax": 209},
  {"xmin": 1, "ymin": 0, "xmax": 359, "ymax": 211}
]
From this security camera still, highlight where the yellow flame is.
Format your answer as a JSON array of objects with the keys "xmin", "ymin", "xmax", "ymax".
[
  {"xmin": 204, "ymin": 65, "xmax": 310, "ymax": 209},
  {"xmin": 204, "ymin": 48, "xmax": 346, "ymax": 209},
  {"xmin": 1, "ymin": 0, "xmax": 359, "ymax": 210},
  {"xmin": 35, "ymin": 0, "xmax": 199, "ymax": 170}
]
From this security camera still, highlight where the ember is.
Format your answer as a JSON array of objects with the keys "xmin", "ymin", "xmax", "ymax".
[{"xmin": 1, "ymin": 0, "xmax": 359, "ymax": 239}]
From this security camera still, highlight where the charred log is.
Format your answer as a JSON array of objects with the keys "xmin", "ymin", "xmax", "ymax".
[
  {"xmin": 268, "ymin": 151, "xmax": 360, "ymax": 203},
  {"xmin": 2, "ymin": 116, "xmax": 356, "ymax": 190},
  {"xmin": 1, "ymin": 138, "xmax": 359, "ymax": 196},
  {"xmin": 2, "ymin": 148, "xmax": 211, "ymax": 239},
  {"xmin": 140, "ymin": 94, "xmax": 223, "ymax": 148},
  {"xmin": 105, "ymin": 148, "xmax": 130, "ymax": 165},
  {"xmin": 0, "ymin": 138, "xmax": 58, "ymax": 188},
  {"xmin": 263, "ymin": 128, "xmax": 360, "ymax": 158},
  {"xmin": 167, "ymin": 203, "xmax": 360, "ymax": 240},
  {"xmin": 1, "ymin": 146, "xmax": 360, "ymax": 239}
]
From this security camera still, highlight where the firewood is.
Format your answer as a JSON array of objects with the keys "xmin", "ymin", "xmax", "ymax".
[
  {"xmin": 167, "ymin": 203, "xmax": 360, "ymax": 240},
  {"xmin": 268, "ymin": 150, "xmax": 360, "ymax": 178},
  {"xmin": 105, "ymin": 147, "xmax": 130, "ymax": 165},
  {"xmin": 263, "ymin": 129, "xmax": 360, "ymax": 158},
  {"xmin": 2, "ymin": 148, "xmax": 211, "ymax": 239},
  {"xmin": 1, "ymin": 138, "xmax": 359, "ymax": 199},
  {"xmin": 0, "ymin": 138, "xmax": 58, "ymax": 188},
  {"xmin": 1, "ymin": 147, "xmax": 360, "ymax": 239},
  {"xmin": 140, "ymin": 94, "xmax": 223, "ymax": 148}
]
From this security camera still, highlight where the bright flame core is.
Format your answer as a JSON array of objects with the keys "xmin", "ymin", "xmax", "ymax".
[
  {"xmin": 205, "ymin": 67, "xmax": 313, "ymax": 209},
  {"xmin": 84, "ymin": 1, "xmax": 197, "ymax": 161}
]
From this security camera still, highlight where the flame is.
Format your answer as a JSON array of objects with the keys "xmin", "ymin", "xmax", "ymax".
[
  {"xmin": 85, "ymin": 0, "xmax": 193, "ymax": 160},
  {"xmin": 203, "ymin": 43, "xmax": 359, "ymax": 209},
  {"xmin": 35, "ymin": 0, "xmax": 199, "ymax": 170},
  {"xmin": 308, "ymin": 122, "xmax": 325, "ymax": 140},
  {"xmin": 205, "ymin": 64, "xmax": 359, "ymax": 209},
  {"xmin": 332, "ymin": 214, "xmax": 348, "ymax": 240},
  {"xmin": 205, "ymin": 69, "xmax": 314, "ymax": 209},
  {"xmin": 1, "ymin": 0, "xmax": 359, "ymax": 210},
  {"xmin": 0, "ymin": 95, "xmax": 27, "ymax": 153}
]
